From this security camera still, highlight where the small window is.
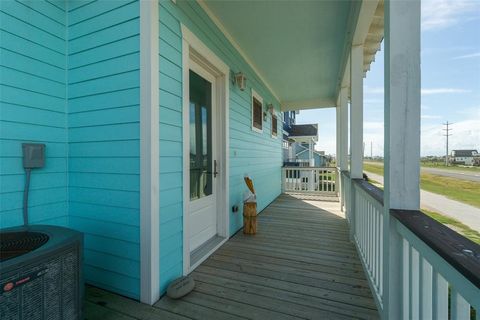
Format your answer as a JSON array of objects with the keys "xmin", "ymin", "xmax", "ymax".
[
  {"xmin": 251, "ymin": 89, "xmax": 263, "ymax": 133},
  {"xmin": 271, "ymin": 114, "xmax": 278, "ymax": 138}
]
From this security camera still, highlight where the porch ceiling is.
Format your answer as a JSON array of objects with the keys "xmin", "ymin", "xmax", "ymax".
[{"xmin": 201, "ymin": 0, "xmax": 360, "ymax": 111}]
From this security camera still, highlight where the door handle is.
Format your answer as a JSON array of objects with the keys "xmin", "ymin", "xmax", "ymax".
[{"xmin": 213, "ymin": 160, "xmax": 219, "ymax": 178}]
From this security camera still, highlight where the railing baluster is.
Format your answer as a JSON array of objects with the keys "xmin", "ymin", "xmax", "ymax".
[
  {"xmin": 365, "ymin": 201, "xmax": 373, "ymax": 269},
  {"xmin": 373, "ymin": 207, "xmax": 377, "ymax": 287},
  {"xmin": 380, "ymin": 212, "xmax": 383, "ymax": 297},
  {"xmin": 411, "ymin": 247, "xmax": 420, "ymax": 320},
  {"xmin": 451, "ymin": 289, "xmax": 470, "ymax": 320},
  {"xmin": 421, "ymin": 258, "xmax": 433, "ymax": 320},
  {"xmin": 403, "ymin": 239, "xmax": 410, "ymax": 320},
  {"xmin": 433, "ymin": 273, "xmax": 448, "ymax": 320}
]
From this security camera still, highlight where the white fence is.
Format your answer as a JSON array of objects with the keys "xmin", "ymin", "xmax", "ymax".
[
  {"xmin": 341, "ymin": 173, "xmax": 480, "ymax": 319},
  {"xmin": 282, "ymin": 167, "xmax": 337, "ymax": 194}
]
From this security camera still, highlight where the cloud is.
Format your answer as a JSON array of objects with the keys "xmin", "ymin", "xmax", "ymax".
[
  {"xmin": 364, "ymin": 87, "xmax": 384, "ymax": 95},
  {"xmin": 364, "ymin": 121, "xmax": 384, "ymax": 130},
  {"xmin": 421, "ymin": 115, "xmax": 442, "ymax": 120},
  {"xmin": 364, "ymin": 98, "xmax": 383, "ymax": 104},
  {"xmin": 361, "ymin": 118, "xmax": 480, "ymax": 157},
  {"xmin": 422, "ymin": 0, "xmax": 480, "ymax": 31},
  {"xmin": 366, "ymin": 87, "xmax": 469, "ymax": 96},
  {"xmin": 453, "ymin": 52, "xmax": 480, "ymax": 60},
  {"xmin": 421, "ymin": 88, "xmax": 470, "ymax": 95},
  {"xmin": 421, "ymin": 119, "xmax": 480, "ymax": 155}
]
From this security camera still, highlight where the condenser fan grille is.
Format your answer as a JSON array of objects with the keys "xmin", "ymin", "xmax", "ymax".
[{"xmin": 0, "ymin": 231, "xmax": 49, "ymax": 262}]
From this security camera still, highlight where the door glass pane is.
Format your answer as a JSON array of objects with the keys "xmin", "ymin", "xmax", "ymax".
[{"xmin": 189, "ymin": 70, "xmax": 212, "ymax": 200}]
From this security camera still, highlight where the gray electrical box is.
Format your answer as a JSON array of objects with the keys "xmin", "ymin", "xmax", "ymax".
[{"xmin": 22, "ymin": 143, "xmax": 45, "ymax": 169}]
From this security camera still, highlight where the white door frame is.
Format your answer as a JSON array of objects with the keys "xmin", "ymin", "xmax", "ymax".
[{"xmin": 181, "ymin": 25, "xmax": 229, "ymax": 275}]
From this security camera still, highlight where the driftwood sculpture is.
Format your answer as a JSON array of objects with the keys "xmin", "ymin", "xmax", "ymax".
[{"xmin": 243, "ymin": 176, "xmax": 257, "ymax": 234}]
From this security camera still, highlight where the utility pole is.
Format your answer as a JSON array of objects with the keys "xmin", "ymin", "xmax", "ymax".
[
  {"xmin": 443, "ymin": 122, "xmax": 453, "ymax": 166},
  {"xmin": 370, "ymin": 141, "xmax": 373, "ymax": 159}
]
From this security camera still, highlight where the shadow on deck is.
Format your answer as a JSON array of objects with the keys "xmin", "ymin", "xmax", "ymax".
[{"xmin": 85, "ymin": 194, "xmax": 379, "ymax": 320}]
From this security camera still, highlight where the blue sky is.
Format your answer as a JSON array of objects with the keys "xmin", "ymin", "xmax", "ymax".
[{"xmin": 297, "ymin": 0, "xmax": 480, "ymax": 157}]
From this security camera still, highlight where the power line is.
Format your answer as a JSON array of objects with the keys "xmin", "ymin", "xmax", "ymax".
[{"xmin": 443, "ymin": 122, "xmax": 453, "ymax": 166}]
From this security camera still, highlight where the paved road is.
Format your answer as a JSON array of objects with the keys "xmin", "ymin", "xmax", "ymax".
[
  {"xmin": 364, "ymin": 162, "xmax": 480, "ymax": 182},
  {"xmin": 421, "ymin": 167, "xmax": 480, "ymax": 182},
  {"xmin": 365, "ymin": 171, "xmax": 480, "ymax": 232}
]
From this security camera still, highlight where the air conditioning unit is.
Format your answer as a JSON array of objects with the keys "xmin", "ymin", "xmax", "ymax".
[{"xmin": 0, "ymin": 225, "xmax": 83, "ymax": 320}]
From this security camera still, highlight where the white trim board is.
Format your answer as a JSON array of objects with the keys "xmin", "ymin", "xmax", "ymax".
[
  {"xmin": 281, "ymin": 98, "xmax": 336, "ymax": 111},
  {"xmin": 181, "ymin": 24, "xmax": 230, "ymax": 275},
  {"xmin": 139, "ymin": 0, "xmax": 160, "ymax": 305}
]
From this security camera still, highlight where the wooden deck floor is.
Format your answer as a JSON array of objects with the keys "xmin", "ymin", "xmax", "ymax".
[{"xmin": 85, "ymin": 194, "xmax": 379, "ymax": 320}]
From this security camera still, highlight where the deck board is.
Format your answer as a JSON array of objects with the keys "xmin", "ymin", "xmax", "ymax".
[{"xmin": 85, "ymin": 194, "xmax": 379, "ymax": 319}]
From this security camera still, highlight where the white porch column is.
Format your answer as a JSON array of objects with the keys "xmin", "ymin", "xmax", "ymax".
[
  {"xmin": 350, "ymin": 45, "xmax": 363, "ymax": 179},
  {"xmin": 383, "ymin": 0, "xmax": 421, "ymax": 318},
  {"xmin": 309, "ymin": 139, "xmax": 314, "ymax": 166},
  {"xmin": 336, "ymin": 107, "xmax": 340, "ymax": 167},
  {"xmin": 338, "ymin": 88, "xmax": 348, "ymax": 171},
  {"xmin": 337, "ymin": 87, "xmax": 348, "ymax": 211}
]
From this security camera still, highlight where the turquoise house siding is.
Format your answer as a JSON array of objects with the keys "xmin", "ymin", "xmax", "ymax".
[
  {"xmin": 0, "ymin": 0, "xmax": 68, "ymax": 228},
  {"xmin": 66, "ymin": 0, "xmax": 141, "ymax": 299},
  {"xmin": 158, "ymin": 1, "xmax": 283, "ymax": 293},
  {"xmin": 158, "ymin": 1, "xmax": 184, "ymax": 294},
  {"xmin": 0, "ymin": 0, "xmax": 282, "ymax": 300}
]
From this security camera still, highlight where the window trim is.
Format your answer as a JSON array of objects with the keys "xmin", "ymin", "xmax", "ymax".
[
  {"xmin": 271, "ymin": 113, "xmax": 278, "ymax": 138},
  {"xmin": 251, "ymin": 89, "xmax": 263, "ymax": 133}
]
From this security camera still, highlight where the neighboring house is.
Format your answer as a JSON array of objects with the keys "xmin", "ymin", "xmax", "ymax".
[
  {"xmin": 282, "ymin": 112, "xmax": 326, "ymax": 166},
  {"xmin": 450, "ymin": 150, "xmax": 479, "ymax": 166},
  {"xmin": 474, "ymin": 157, "xmax": 480, "ymax": 166},
  {"xmin": 294, "ymin": 144, "xmax": 327, "ymax": 167}
]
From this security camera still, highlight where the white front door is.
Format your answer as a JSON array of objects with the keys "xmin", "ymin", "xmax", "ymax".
[{"xmin": 188, "ymin": 61, "xmax": 219, "ymax": 252}]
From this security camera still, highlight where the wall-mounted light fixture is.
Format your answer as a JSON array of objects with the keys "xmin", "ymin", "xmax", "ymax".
[
  {"xmin": 267, "ymin": 103, "xmax": 274, "ymax": 116},
  {"xmin": 231, "ymin": 72, "xmax": 247, "ymax": 91}
]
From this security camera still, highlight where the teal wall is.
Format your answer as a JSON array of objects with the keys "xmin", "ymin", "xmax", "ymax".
[
  {"xmin": 0, "ymin": 0, "xmax": 68, "ymax": 227},
  {"xmin": 0, "ymin": 0, "xmax": 282, "ymax": 300},
  {"xmin": 158, "ymin": 0, "xmax": 283, "ymax": 293},
  {"xmin": 0, "ymin": 0, "xmax": 141, "ymax": 299},
  {"xmin": 66, "ymin": 0, "xmax": 141, "ymax": 299},
  {"xmin": 158, "ymin": 1, "xmax": 184, "ymax": 294}
]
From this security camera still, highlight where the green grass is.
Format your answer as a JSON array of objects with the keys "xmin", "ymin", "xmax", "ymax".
[
  {"xmin": 363, "ymin": 165, "xmax": 480, "ymax": 243},
  {"xmin": 367, "ymin": 160, "xmax": 480, "ymax": 173},
  {"xmin": 363, "ymin": 162, "xmax": 480, "ymax": 208},
  {"xmin": 363, "ymin": 163, "xmax": 384, "ymax": 176},
  {"xmin": 420, "ymin": 173, "xmax": 480, "ymax": 208},
  {"xmin": 421, "ymin": 161, "xmax": 480, "ymax": 172},
  {"xmin": 422, "ymin": 209, "xmax": 480, "ymax": 244}
]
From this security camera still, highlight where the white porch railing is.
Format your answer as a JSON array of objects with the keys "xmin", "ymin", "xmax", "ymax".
[
  {"xmin": 353, "ymin": 180, "xmax": 384, "ymax": 306},
  {"xmin": 282, "ymin": 167, "xmax": 337, "ymax": 194},
  {"xmin": 342, "ymin": 173, "xmax": 480, "ymax": 319}
]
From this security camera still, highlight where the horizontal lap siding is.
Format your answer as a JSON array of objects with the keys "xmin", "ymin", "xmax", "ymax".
[
  {"xmin": 159, "ymin": 2, "xmax": 183, "ymax": 294},
  {"xmin": 67, "ymin": 0, "xmax": 141, "ymax": 299},
  {"xmin": 158, "ymin": 1, "xmax": 282, "ymax": 294},
  {"xmin": 0, "ymin": 0, "xmax": 68, "ymax": 228}
]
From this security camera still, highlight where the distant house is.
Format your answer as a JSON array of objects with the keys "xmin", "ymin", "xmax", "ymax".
[
  {"xmin": 282, "ymin": 111, "xmax": 327, "ymax": 167},
  {"xmin": 450, "ymin": 149, "xmax": 478, "ymax": 166}
]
